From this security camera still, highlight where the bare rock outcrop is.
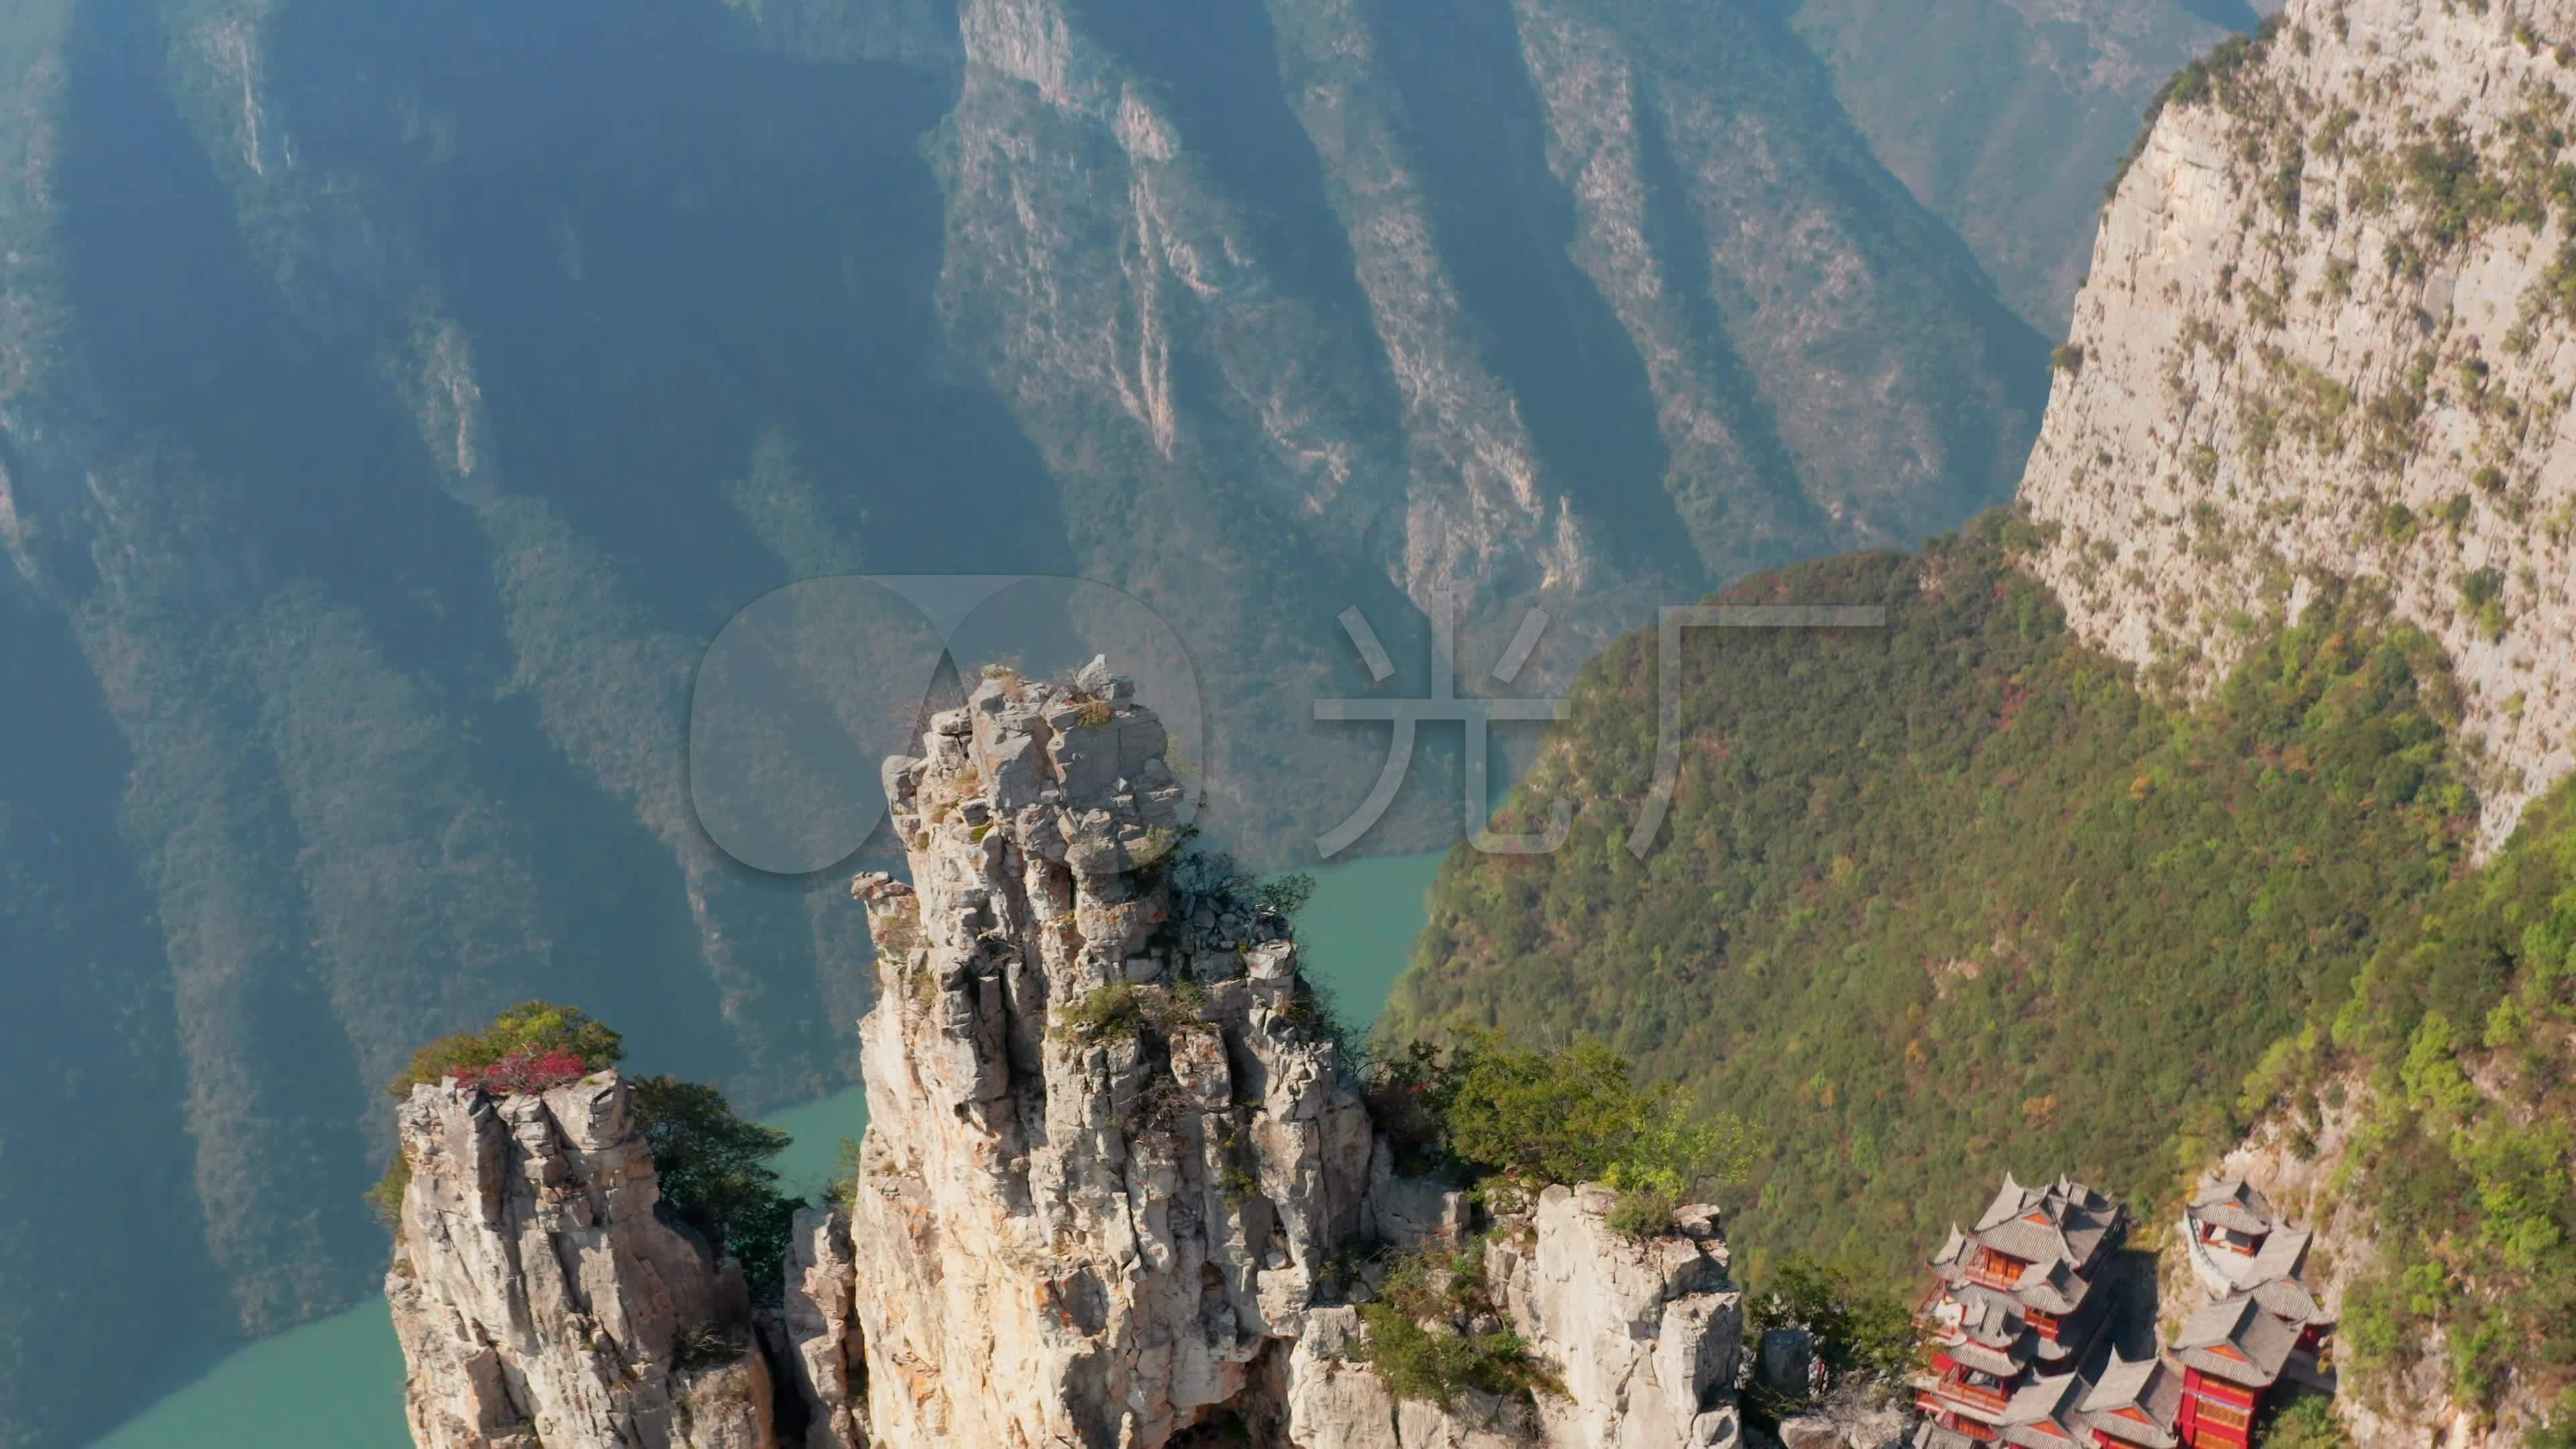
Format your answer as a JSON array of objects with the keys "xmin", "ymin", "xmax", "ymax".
[
  {"xmin": 822, "ymin": 660, "xmax": 1747, "ymax": 1448},
  {"xmin": 777, "ymin": 1207, "xmax": 870, "ymax": 1448},
  {"xmin": 2019, "ymin": 0, "xmax": 2576, "ymax": 848},
  {"xmin": 384, "ymin": 1073, "xmax": 775, "ymax": 1449},
  {"xmin": 1276, "ymin": 1185, "xmax": 1741, "ymax": 1449}
]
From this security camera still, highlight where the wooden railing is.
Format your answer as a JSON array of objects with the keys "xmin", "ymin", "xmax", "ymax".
[
  {"xmin": 1933, "ymin": 1376, "xmax": 2012, "ymax": 1415},
  {"xmin": 1917, "ymin": 1399, "xmax": 2006, "ymax": 1438}
]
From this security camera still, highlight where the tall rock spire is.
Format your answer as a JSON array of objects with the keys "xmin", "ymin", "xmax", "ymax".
[
  {"xmin": 798, "ymin": 659, "xmax": 1748, "ymax": 1448},
  {"xmin": 385, "ymin": 1073, "xmax": 776, "ymax": 1448},
  {"xmin": 836, "ymin": 659, "xmax": 1375, "ymax": 1444}
]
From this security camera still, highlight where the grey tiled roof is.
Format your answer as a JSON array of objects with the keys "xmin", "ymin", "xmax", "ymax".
[
  {"xmin": 1967, "ymin": 1173, "xmax": 2121, "ymax": 1272},
  {"xmin": 1947, "ymin": 1333, "xmax": 2029, "ymax": 1379},
  {"xmin": 2078, "ymin": 1351, "xmax": 2182, "ymax": 1449},
  {"xmin": 2181, "ymin": 1206, "xmax": 2320, "ymax": 1326},
  {"xmin": 2247, "ymin": 1274, "xmax": 2321, "ymax": 1324},
  {"xmin": 2187, "ymin": 1176, "xmax": 2277, "ymax": 1238},
  {"xmin": 2015, "ymin": 1258, "xmax": 2096, "ymax": 1317},
  {"xmin": 2240, "ymin": 1225, "xmax": 2312, "ymax": 1293},
  {"xmin": 1951, "ymin": 1285, "xmax": 2023, "ymax": 1341},
  {"xmin": 1998, "ymin": 1370, "xmax": 2091, "ymax": 1449},
  {"xmin": 2174, "ymin": 1297, "xmax": 2298, "ymax": 1387}
]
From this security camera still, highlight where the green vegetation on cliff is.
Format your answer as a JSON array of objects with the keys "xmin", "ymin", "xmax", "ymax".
[
  {"xmin": 1383, "ymin": 511, "xmax": 2473, "ymax": 1284},
  {"xmin": 2242, "ymin": 778, "xmax": 2576, "ymax": 1428},
  {"xmin": 373, "ymin": 1006, "xmax": 800, "ymax": 1295}
]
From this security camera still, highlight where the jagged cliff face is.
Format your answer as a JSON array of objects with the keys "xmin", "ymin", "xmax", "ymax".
[
  {"xmin": 748, "ymin": 661, "xmax": 1746, "ymax": 1448},
  {"xmin": 837, "ymin": 661, "xmax": 1373, "ymax": 1445},
  {"xmin": 385, "ymin": 1073, "xmax": 776, "ymax": 1449},
  {"xmin": 2020, "ymin": 0, "xmax": 2576, "ymax": 847},
  {"xmin": 0, "ymin": 1, "xmax": 2047, "ymax": 1434}
]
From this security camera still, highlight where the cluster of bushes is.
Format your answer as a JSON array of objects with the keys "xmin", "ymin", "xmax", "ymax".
[
  {"xmin": 373, "ymin": 1003, "xmax": 802, "ymax": 1295},
  {"xmin": 447, "ymin": 1048, "xmax": 592, "ymax": 1096},
  {"xmin": 1352, "ymin": 1238, "xmax": 1560, "ymax": 1411},
  {"xmin": 1366, "ymin": 1032, "xmax": 1757, "ymax": 1236},
  {"xmin": 384, "ymin": 1000, "xmax": 627, "ymax": 1099},
  {"xmin": 1741, "ymin": 1254, "xmax": 1919, "ymax": 1416}
]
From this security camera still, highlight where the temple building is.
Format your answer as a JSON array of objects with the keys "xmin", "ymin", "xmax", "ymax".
[
  {"xmin": 1912, "ymin": 1175, "xmax": 2129, "ymax": 1447},
  {"xmin": 2077, "ymin": 1350, "xmax": 2186, "ymax": 1449},
  {"xmin": 1911, "ymin": 1173, "xmax": 2337, "ymax": 1449},
  {"xmin": 2179, "ymin": 1176, "xmax": 2326, "ymax": 1330},
  {"xmin": 2167, "ymin": 1297, "xmax": 2300, "ymax": 1449}
]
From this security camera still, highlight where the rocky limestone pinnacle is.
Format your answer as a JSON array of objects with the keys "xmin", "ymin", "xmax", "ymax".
[
  {"xmin": 392, "ymin": 659, "xmax": 1747, "ymax": 1448},
  {"xmin": 384, "ymin": 1072, "xmax": 776, "ymax": 1449},
  {"xmin": 797, "ymin": 657, "xmax": 1748, "ymax": 1448}
]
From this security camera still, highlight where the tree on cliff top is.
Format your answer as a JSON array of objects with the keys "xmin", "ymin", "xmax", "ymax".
[
  {"xmin": 373, "ymin": 1006, "xmax": 799, "ymax": 1296},
  {"xmin": 629, "ymin": 1075, "xmax": 798, "ymax": 1296},
  {"xmin": 1369, "ymin": 1030, "xmax": 1760, "ymax": 1235},
  {"xmin": 382, "ymin": 1000, "xmax": 627, "ymax": 1099}
]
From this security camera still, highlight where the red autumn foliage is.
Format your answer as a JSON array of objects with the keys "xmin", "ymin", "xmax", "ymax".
[{"xmin": 448, "ymin": 1047, "xmax": 594, "ymax": 1097}]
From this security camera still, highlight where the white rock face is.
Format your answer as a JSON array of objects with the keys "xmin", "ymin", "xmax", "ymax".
[
  {"xmin": 1277, "ymin": 1187, "xmax": 1742, "ymax": 1449},
  {"xmin": 1496, "ymin": 1188, "xmax": 1743, "ymax": 1449},
  {"xmin": 384, "ymin": 1073, "xmax": 776, "ymax": 1449},
  {"xmin": 840, "ymin": 664, "xmax": 1377, "ymax": 1447},
  {"xmin": 2019, "ymin": 0, "xmax": 2576, "ymax": 848},
  {"xmin": 825, "ymin": 662, "xmax": 1748, "ymax": 1449},
  {"xmin": 777, "ymin": 1208, "xmax": 869, "ymax": 1448}
]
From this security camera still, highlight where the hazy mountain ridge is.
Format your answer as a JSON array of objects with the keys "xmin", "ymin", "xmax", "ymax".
[
  {"xmin": 0, "ymin": 0, "xmax": 2059, "ymax": 1441},
  {"xmin": 1785, "ymin": 0, "xmax": 2278, "ymax": 329}
]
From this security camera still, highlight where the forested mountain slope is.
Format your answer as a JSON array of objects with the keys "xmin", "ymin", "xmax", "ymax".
[
  {"xmin": 1383, "ymin": 516, "xmax": 2473, "ymax": 1283},
  {"xmin": 2211, "ymin": 775, "xmax": 2576, "ymax": 1447},
  {"xmin": 0, "ymin": 0, "xmax": 2061, "ymax": 1442}
]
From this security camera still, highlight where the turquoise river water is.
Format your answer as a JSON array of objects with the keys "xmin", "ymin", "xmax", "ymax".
[{"xmin": 91, "ymin": 851, "xmax": 1446, "ymax": 1447}]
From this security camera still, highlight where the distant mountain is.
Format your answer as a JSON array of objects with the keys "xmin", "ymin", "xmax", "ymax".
[
  {"xmin": 0, "ymin": 0, "xmax": 2060, "ymax": 1442},
  {"xmin": 1397, "ymin": 0, "xmax": 2576, "ymax": 1440},
  {"xmin": 1783, "ymin": 0, "xmax": 2276, "ymax": 330}
]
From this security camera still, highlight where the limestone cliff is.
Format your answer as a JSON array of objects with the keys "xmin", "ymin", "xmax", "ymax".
[
  {"xmin": 776, "ymin": 659, "xmax": 1747, "ymax": 1448},
  {"xmin": 2020, "ymin": 0, "xmax": 2576, "ymax": 847},
  {"xmin": 384, "ymin": 1073, "xmax": 776, "ymax": 1449}
]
